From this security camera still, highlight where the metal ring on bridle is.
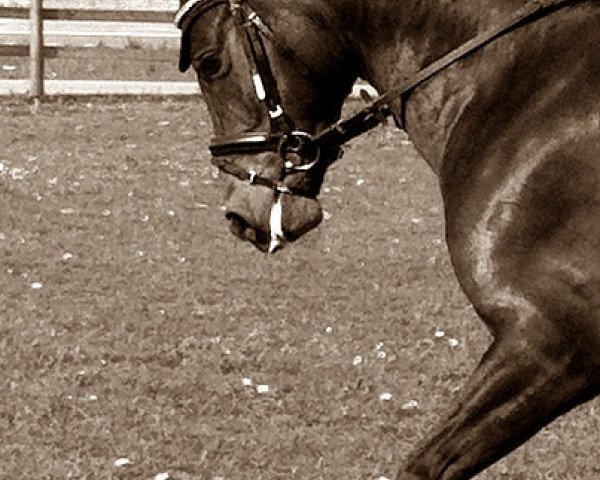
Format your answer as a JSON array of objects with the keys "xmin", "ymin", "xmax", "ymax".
[{"xmin": 278, "ymin": 131, "xmax": 321, "ymax": 172}]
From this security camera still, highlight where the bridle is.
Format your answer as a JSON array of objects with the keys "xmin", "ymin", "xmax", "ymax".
[
  {"xmin": 175, "ymin": 0, "xmax": 574, "ymax": 251},
  {"xmin": 176, "ymin": 0, "xmax": 334, "ymax": 197}
]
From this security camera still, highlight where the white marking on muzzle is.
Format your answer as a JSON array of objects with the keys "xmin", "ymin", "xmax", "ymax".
[{"xmin": 268, "ymin": 195, "xmax": 286, "ymax": 253}]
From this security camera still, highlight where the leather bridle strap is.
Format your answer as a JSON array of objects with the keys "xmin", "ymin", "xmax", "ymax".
[
  {"xmin": 211, "ymin": 156, "xmax": 310, "ymax": 196},
  {"xmin": 311, "ymin": 0, "xmax": 575, "ymax": 150},
  {"xmin": 229, "ymin": 0, "xmax": 294, "ymax": 135}
]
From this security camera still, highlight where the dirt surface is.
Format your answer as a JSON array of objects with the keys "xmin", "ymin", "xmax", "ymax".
[{"xmin": 1, "ymin": 97, "xmax": 599, "ymax": 480}]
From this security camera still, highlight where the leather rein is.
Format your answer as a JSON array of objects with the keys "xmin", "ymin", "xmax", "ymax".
[{"xmin": 176, "ymin": 0, "xmax": 573, "ymax": 194}]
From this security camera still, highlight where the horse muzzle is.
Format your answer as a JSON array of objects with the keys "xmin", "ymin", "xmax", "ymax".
[{"xmin": 225, "ymin": 179, "xmax": 323, "ymax": 253}]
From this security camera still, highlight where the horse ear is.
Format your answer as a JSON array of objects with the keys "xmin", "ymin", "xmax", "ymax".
[{"xmin": 179, "ymin": 36, "xmax": 191, "ymax": 72}]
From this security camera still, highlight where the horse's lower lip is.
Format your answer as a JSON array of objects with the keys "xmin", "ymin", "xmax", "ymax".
[{"xmin": 227, "ymin": 212, "xmax": 246, "ymax": 238}]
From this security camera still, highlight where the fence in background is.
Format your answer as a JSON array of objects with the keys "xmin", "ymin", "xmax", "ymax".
[
  {"xmin": 0, "ymin": 1, "xmax": 183, "ymax": 97},
  {"xmin": 0, "ymin": 2, "xmax": 377, "ymax": 98}
]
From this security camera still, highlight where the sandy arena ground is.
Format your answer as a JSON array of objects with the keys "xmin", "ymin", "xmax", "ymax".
[{"xmin": 1, "ymin": 95, "xmax": 599, "ymax": 479}]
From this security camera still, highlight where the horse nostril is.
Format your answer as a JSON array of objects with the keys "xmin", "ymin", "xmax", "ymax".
[
  {"xmin": 226, "ymin": 212, "xmax": 249, "ymax": 238},
  {"xmin": 225, "ymin": 212, "xmax": 269, "ymax": 250}
]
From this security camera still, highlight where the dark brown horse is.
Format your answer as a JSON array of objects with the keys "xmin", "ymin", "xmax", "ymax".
[{"xmin": 176, "ymin": 0, "xmax": 600, "ymax": 478}]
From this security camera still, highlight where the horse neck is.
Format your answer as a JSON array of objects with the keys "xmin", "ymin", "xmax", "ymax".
[
  {"xmin": 350, "ymin": 0, "xmax": 525, "ymax": 92},
  {"xmin": 340, "ymin": 0, "xmax": 527, "ymax": 172}
]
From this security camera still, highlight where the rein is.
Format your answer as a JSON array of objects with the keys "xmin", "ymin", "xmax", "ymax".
[{"xmin": 312, "ymin": 0, "xmax": 574, "ymax": 148}]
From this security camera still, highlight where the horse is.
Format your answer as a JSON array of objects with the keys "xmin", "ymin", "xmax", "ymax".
[{"xmin": 175, "ymin": 0, "xmax": 600, "ymax": 478}]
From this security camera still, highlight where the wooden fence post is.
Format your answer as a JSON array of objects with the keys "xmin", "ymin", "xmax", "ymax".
[{"xmin": 30, "ymin": 0, "xmax": 44, "ymax": 100}]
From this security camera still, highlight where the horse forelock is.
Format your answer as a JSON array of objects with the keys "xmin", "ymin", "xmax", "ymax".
[{"xmin": 176, "ymin": 0, "xmax": 231, "ymax": 72}]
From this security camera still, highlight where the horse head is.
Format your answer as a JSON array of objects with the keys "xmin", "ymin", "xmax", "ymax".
[{"xmin": 177, "ymin": 0, "xmax": 359, "ymax": 252}]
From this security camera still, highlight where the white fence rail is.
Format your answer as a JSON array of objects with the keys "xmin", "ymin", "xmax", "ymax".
[
  {"xmin": 0, "ymin": 1, "xmax": 183, "ymax": 97},
  {"xmin": 1, "ymin": 78, "xmax": 377, "ymax": 98}
]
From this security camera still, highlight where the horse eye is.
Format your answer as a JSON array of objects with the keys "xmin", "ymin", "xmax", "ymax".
[{"xmin": 195, "ymin": 55, "xmax": 223, "ymax": 79}]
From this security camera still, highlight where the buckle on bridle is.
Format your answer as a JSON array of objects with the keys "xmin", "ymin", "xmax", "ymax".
[{"xmin": 278, "ymin": 131, "xmax": 320, "ymax": 172}]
